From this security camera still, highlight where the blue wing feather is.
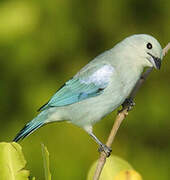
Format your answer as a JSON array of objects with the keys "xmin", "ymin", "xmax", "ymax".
[
  {"xmin": 44, "ymin": 79, "xmax": 102, "ymax": 107},
  {"xmin": 38, "ymin": 64, "xmax": 114, "ymax": 111}
]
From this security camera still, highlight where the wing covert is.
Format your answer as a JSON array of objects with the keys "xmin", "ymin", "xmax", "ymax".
[{"xmin": 38, "ymin": 64, "xmax": 114, "ymax": 111}]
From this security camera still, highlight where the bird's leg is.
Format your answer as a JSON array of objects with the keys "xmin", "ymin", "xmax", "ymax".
[
  {"xmin": 121, "ymin": 97, "xmax": 135, "ymax": 112},
  {"xmin": 89, "ymin": 132, "xmax": 112, "ymax": 157}
]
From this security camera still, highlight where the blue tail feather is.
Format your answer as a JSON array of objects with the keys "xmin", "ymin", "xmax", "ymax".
[{"xmin": 13, "ymin": 111, "xmax": 47, "ymax": 142}]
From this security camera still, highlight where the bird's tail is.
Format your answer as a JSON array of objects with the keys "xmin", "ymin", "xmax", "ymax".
[{"xmin": 13, "ymin": 110, "xmax": 48, "ymax": 142}]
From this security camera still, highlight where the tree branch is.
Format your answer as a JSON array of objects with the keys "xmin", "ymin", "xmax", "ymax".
[{"xmin": 93, "ymin": 42, "xmax": 170, "ymax": 180}]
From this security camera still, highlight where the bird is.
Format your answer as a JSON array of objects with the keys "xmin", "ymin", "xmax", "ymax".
[{"xmin": 13, "ymin": 34, "xmax": 163, "ymax": 156}]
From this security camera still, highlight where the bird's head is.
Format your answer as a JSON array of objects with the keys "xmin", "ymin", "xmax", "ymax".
[{"xmin": 122, "ymin": 34, "xmax": 163, "ymax": 70}]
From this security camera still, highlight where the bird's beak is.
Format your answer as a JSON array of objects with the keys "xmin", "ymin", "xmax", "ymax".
[{"xmin": 147, "ymin": 52, "xmax": 161, "ymax": 70}]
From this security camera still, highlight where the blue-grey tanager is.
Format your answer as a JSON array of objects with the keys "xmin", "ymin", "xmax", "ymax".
[{"xmin": 13, "ymin": 34, "xmax": 163, "ymax": 156}]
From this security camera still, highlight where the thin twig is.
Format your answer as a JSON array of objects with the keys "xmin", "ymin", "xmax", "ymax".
[{"xmin": 93, "ymin": 43, "xmax": 170, "ymax": 180}]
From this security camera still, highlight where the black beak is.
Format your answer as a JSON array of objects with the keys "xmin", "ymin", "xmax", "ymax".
[
  {"xmin": 147, "ymin": 52, "xmax": 161, "ymax": 70},
  {"xmin": 154, "ymin": 57, "xmax": 161, "ymax": 69}
]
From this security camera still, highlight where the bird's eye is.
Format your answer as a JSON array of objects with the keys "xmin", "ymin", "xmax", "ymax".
[{"xmin": 147, "ymin": 43, "xmax": 152, "ymax": 49}]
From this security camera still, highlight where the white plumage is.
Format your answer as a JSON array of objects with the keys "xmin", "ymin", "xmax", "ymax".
[{"xmin": 80, "ymin": 64, "xmax": 114, "ymax": 87}]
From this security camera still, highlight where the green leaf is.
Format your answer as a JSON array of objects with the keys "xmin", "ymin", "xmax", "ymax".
[
  {"xmin": 0, "ymin": 142, "xmax": 30, "ymax": 180},
  {"xmin": 41, "ymin": 144, "xmax": 51, "ymax": 180}
]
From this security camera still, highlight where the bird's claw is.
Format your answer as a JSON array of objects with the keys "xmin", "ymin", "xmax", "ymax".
[
  {"xmin": 121, "ymin": 98, "xmax": 135, "ymax": 112},
  {"xmin": 98, "ymin": 144, "xmax": 112, "ymax": 157}
]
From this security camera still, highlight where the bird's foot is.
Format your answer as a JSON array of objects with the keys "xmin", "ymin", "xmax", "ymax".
[
  {"xmin": 119, "ymin": 98, "xmax": 135, "ymax": 112},
  {"xmin": 98, "ymin": 144, "xmax": 112, "ymax": 157}
]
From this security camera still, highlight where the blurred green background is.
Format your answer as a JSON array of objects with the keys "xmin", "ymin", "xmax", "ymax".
[{"xmin": 0, "ymin": 0, "xmax": 170, "ymax": 179}]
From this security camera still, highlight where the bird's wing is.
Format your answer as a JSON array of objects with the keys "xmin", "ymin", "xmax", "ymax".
[{"xmin": 38, "ymin": 63, "xmax": 115, "ymax": 111}]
